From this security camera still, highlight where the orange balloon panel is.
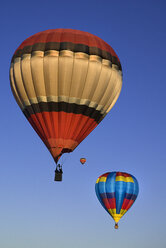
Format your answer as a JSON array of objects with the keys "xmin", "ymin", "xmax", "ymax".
[{"xmin": 28, "ymin": 112, "xmax": 97, "ymax": 161}]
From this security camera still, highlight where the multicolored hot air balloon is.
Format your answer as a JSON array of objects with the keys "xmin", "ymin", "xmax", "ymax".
[
  {"xmin": 80, "ymin": 158, "xmax": 86, "ymax": 165},
  {"xmin": 10, "ymin": 29, "xmax": 122, "ymax": 172},
  {"xmin": 95, "ymin": 172, "xmax": 139, "ymax": 229}
]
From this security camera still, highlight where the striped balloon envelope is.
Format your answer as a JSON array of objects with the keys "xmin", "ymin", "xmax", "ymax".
[
  {"xmin": 10, "ymin": 29, "xmax": 122, "ymax": 166},
  {"xmin": 95, "ymin": 172, "xmax": 139, "ymax": 229}
]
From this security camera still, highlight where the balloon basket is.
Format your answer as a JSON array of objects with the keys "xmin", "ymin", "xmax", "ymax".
[
  {"xmin": 54, "ymin": 171, "xmax": 63, "ymax": 181},
  {"xmin": 114, "ymin": 223, "xmax": 118, "ymax": 229}
]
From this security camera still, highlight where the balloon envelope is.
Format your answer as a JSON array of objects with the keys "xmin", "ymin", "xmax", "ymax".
[
  {"xmin": 10, "ymin": 29, "xmax": 122, "ymax": 163},
  {"xmin": 80, "ymin": 158, "xmax": 86, "ymax": 164},
  {"xmin": 95, "ymin": 172, "xmax": 139, "ymax": 226}
]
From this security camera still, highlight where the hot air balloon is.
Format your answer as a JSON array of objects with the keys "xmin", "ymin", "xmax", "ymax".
[
  {"xmin": 95, "ymin": 172, "xmax": 139, "ymax": 229},
  {"xmin": 80, "ymin": 158, "xmax": 86, "ymax": 165},
  {"xmin": 10, "ymin": 29, "xmax": 122, "ymax": 179}
]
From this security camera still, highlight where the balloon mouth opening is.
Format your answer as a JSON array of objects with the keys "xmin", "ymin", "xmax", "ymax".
[
  {"xmin": 114, "ymin": 223, "xmax": 118, "ymax": 229},
  {"xmin": 50, "ymin": 147, "xmax": 72, "ymax": 163}
]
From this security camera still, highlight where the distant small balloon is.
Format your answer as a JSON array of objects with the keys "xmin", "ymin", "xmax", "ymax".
[
  {"xmin": 80, "ymin": 158, "xmax": 86, "ymax": 165},
  {"xmin": 95, "ymin": 172, "xmax": 139, "ymax": 229}
]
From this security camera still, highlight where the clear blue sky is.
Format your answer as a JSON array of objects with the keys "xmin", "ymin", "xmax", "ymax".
[{"xmin": 0, "ymin": 0, "xmax": 166, "ymax": 247}]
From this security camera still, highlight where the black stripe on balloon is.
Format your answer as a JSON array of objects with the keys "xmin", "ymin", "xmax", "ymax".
[
  {"xmin": 125, "ymin": 193, "xmax": 137, "ymax": 201},
  {"xmin": 23, "ymin": 101, "xmax": 103, "ymax": 123},
  {"xmin": 12, "ymin": 42, "xmax": 122, "ymax": 70},
  {"xmin": 100, "ymin": 192, "xmax": 115, "ymax": 199}
]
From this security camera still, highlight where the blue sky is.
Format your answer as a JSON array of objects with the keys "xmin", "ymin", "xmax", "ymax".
[{"xmin": 0, "ymin": 0, "xmax": 166, "ymax": 247}]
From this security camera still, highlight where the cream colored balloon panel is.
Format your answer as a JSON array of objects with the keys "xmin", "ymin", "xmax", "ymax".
[
  {"xmin": 58, "ymin": 51, "xmax": 75, "ymax": 99},
  {"xmin": 20, "ymin": 54, "xmax": 37, "ymax": 104},
  {"xmin": 43, "ymin": 51, "xmax": 59, "ymax": 100},
  {"xmin": 10, "ymin": 65, "xmax": 24, "ymax": 110},
  {"xmin": 67, "ymin": 53, "xmax": 89, "ymax": 100},
  {"xmin": 81, "ymin": 58, "xmax": 102, "ymax": 107},
  {"xmin": 90, "ymin": 63, "xmax": 112, "ymax": 108},
  {"xmin": 98, "ymin": 68, "xmax": 122, "ymax": 114},
  {"xmin": 30, "ymin": 52, "xmax": 46, "ymax": 102},
  {"xmin": 13, "ymin": 58, "xmax": 30, "ymax": 107},
  {"xmin": 104, "ymin": 71, "xmax": 122, "ymax": 114}
]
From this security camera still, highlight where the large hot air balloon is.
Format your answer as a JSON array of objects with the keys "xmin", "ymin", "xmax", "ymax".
[
  {"xmin": 95, "ymin": 172, "xmax": 139, "ymax": 229},
  {"xmin": 10, "ymin": 29, "xmax": 122, "ymax": 175}
]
